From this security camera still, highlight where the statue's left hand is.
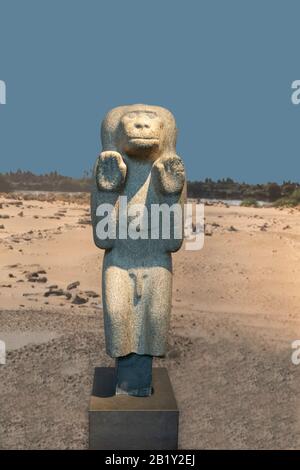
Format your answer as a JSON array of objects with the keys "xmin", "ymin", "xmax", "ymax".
[{"xmin": 153, "ymin": 155, "xmax": 185, "ymax": 195}]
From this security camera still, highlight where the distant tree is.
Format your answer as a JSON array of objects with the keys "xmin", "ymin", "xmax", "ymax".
[
  {"xmin": 225, "ymin": 177, "xmax": 235, "ymax": 184},
  {"xmin": 0, "ymin": 174, "xmax": 12, "ymax": 192},
  {"xmin": 267, "ymin": 182, "xmax": 281, "ymax": 201}
]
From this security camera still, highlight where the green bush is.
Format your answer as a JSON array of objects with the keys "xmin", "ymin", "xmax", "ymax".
[
  {"xmin": 273, "ymin": 188, "xmax": 300, "ymax": 207},
  {"xmin": 240, "ymin": 198, "xmax": 259, "ymax": 208}
]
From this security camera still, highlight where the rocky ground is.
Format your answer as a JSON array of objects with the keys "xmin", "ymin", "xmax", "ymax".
[{"xmin": 0, "ymin": 194, "xmax": 299, "ymax": 449}]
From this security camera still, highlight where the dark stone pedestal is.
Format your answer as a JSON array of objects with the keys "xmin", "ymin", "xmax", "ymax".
[{"xmin": 89, "ymin": 367, "xmax": 179, "ymax": 450}]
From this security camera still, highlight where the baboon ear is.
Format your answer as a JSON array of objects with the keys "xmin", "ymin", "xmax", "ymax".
[{"xmin": 101, "ymin": 106, "xmax": 128, "ymax": 152}]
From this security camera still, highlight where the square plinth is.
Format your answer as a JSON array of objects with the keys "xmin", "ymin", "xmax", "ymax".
[{"xmin": 89, "ymin": 367, "xmax": 179, "ymax": 450}]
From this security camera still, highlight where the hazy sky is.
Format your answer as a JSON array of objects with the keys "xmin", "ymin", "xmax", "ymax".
[{"xmin": 0, "ymin": 0, "xmax": 300, "ymax": 183}]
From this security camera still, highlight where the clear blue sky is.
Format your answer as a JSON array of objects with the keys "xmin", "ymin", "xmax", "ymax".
[{"xmin": 0, "ymin": 0, "xmax": 299, "ymax": 183}]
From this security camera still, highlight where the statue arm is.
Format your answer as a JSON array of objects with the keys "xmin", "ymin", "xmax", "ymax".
[
  {"xmin": 91, "ymin": 151, "xmax": 127, "ymax": 250},
  {"xmin": 152, "ymin": 155, "xmax": 186, "ymax": 253}
]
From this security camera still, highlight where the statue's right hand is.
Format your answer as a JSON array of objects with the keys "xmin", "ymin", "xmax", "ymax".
[{"xmin": 95, "ymin": 151, "xmax": 127, "ymax": 191}]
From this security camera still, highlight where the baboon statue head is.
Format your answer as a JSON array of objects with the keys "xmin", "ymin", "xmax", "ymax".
[{"xmin": 101, "ymin": 104, "xmax": 177, "ymax": 161}]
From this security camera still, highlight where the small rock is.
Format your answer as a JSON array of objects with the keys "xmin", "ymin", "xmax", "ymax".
[
  {"xmin": 260, "ymin": 223, "xmax": 268, "ymax": 232},
  {"xmin": 0, "ymin": 214, "xmax": 9, "ymax": 219},
  {"xmin": 44, "ymin": 289, "xmax": 72, "ymax": 300},
  {"xmin": 0, "ymin": 224, "xmax": 4, "ymax": 229},
  {"xmin": 72, "ymin": 294, "xmax": 88, "ymax": 305},
  {"xmin": 78, "ymin": 218, "xmax": 91, "ymax": 225},
  {"xmin": 18, "ymin": 211, "xmax": 24, "ymax": 217},
  {"xmin": 84, "ymin": 290, "xmax": 100, "ymax": 298},
  {"xmin": 27, "ymin": 274, "xmax": 47, "ymax": 283},
  {"xmin": 26, "ymin": 272, "xmax": 39, "ymax": 279},
  {"xmin": 67, "ymin": 281, "xmax": 80, "ymax": 290}
]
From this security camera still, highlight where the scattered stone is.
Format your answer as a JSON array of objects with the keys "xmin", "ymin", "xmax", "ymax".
[
  {"xmin": 23, "ymin": 293, "xmax": 41, "ymax": 297},
  {"xmin": 48, "ymin": 284, "xmax": 58, "ymax": 290},
  {"xmin": 84, "ymin": 290, "xmax": 100, "ymax": 298},
  {"xmin": 67, "ymin": 281, "xmax": 80, "ymax": 290},
  {"xmin": 260, "ymin": 223, "xmax": 268, "ymax": 232},
  {"xmin": 44, "ymin": 289, "xmax": 71, "ymax": 300},
  {"xmin": 0, "ymin": 224, "xmax": 4, "ymax": 229},
  {"xmin": 0, "ymin": 214, "xmax": 9, "ymax": 219},
  {"xmin": 26, "ymin": 272, "xmax": 38, "ymax": 279},
  {"xmin": 283, "ymin": 225, "xmax": 291, "ymax": 230},
  {"xmin": 78, "ymin": 218, "xmax": 91, "ymax": 225},
  {"xmin": 228, "ymin": 225, "xmax": 238, "ymax": 232},
  {"xmin": 26, "ymin": 272, "xmax": 47, "ymax": 283},
  {"xmin": 1, "ymin": 284, "xmax": 12, "ymax": 288},
  {"xmin": 72, "ymin": 294, "xmax": 88, "ymax": 305},
  {"xmin": 8, "ymin": 273, "xmax": 15, "ymax": 278}
]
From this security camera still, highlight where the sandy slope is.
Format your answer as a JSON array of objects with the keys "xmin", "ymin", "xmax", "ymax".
[{"xmin": 0, "ymin": 195, "xmax": 299, "ymax": 449}]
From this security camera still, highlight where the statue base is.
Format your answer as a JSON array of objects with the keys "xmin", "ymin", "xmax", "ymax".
[{"xmin": 89, "ymin": 367, "xmax": 179, "ymax": 450}]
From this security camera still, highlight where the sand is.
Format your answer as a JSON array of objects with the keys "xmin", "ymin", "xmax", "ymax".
[{"xmin": 0, "ymin": 194, "xmax": 299, "ymax": 449}]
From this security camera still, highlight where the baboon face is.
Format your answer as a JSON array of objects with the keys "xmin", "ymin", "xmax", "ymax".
[{"xmin": 119, "ymin": 110, "xmax": 164, "ymax": 158}]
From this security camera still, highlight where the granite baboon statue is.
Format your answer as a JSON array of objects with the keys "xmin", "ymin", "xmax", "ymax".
[{"xmin": 91, "ymin": 104, "xmax": 186, "ymax": 396}]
